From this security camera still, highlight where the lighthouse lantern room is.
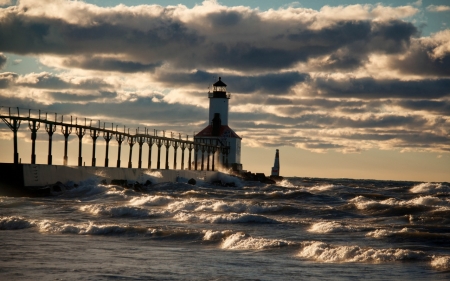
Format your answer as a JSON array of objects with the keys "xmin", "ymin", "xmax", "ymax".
[{"xmin": 195, "ymin": 77, "xmax": 242, "ymax": 171}]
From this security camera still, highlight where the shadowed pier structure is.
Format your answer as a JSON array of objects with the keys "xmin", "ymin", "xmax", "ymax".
[{"xmin": 0, "ymin": 106, "xmax": 229, "ymax": 171}]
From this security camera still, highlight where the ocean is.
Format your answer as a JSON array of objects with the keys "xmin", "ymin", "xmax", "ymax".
[{"xmin": 1, "ymin": 175, "xmax": 449, "ymax": 280}]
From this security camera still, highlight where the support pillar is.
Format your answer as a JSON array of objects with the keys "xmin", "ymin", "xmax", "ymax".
[
  {"xmin": 61, "ymin": 116, "xmax": 72, "ymax": 166},
  {"xmin": 172, "ymin": 140, "xmax": 179, "ymax": 170},
  {"xmin": 28, "ymin": 119, "xmax": 40, "ymax": 164},
  {"xmin": 164, "ymin": 139, "xmax": 170, "ymax": 170},
  {"xmin": 146, "ymin": 137, "xmax": 154, "ymax": 169},
  {"xmin": 156, "ymin": 139, "xmax": 162, "ymax": 169},
  {"xmin": 201, "ymin": 144, "xmax": 205, "ymax": 171},
  {"xmin": 75, "ymin": 125, "xmax": 86, "ymax": 167},
  {"xmin": 188, "ymin": 144, "xmax": 193, "ymax": 170},
  {"xmin": 2, "ymin": 109, "xmax": 21, "ymax": 164},
  {"xmin": 45, "ymin": 122, "xmax": 56, "ymax": 165},
  {"xmin": 127, "ymin": 136, "xmax": 135, "ymax": 168},
  {"xmin": 206, "ymin": 145, "xmax": 211, "ymax": 171},
  {"xmin": 137, "ymin": 135, "xmax": 145, "ymax": 169},
  {"xmin": 116, "ymin": 132, "xmax": 125, "ymax": 168},
  {"xmin": 103, "ymin": 127, "xmax": 114, "ymax": 167},
  {"xmin": 90, "ymin": 128, "xmax": 99, "ymax": 167},
  {"xmin": 194, "ymin": 143, "xmax": 200, "ymax": 170},
  {"xmin": 180, "ymin": 142, "xmax": 186, "ymax": 170}
]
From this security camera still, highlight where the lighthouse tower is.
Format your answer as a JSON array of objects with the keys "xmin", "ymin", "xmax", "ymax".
[{"xmin": 195, "ymin": 77, "xmax": 242, "ymax": 171}]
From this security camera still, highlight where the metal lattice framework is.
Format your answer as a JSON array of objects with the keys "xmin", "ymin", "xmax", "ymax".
[{"xmin": 0, "ymin": 106, "xmax": 229, "ymax": 171}]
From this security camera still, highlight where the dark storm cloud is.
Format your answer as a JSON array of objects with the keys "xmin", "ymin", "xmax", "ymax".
[
  {"xmin": 48, "ymin": 91, "xmax": 117, "ymax": 102},
  {"xmin": 158, "ymin": 70, "xmax": 308, "ymax": 94},
  {"xmin": 0, "ymin": 72, "xmax": 17, "ymax": 88},
  {"xmin": 18, "ymin": 73, "xmax": 113, "ymax": 90},
  {"xmin": 390, "ymin": 40, "xmax": 450, "ymax": 77},
  {"xmin": 0, "ymin": 53, "xmax": 6, "ymax": 69},
  {"xmin": 395, "ymin": 99, "xmax": 450, "ymax": 116},
  {"xmin": 62, "ymin": 57, "xmax": 162, "ymax": 73},
  {"xmin": 312, "ymin": 77, "xmax": 450, "ymax": 99},
  {"xmin": 0, "ymin": 11, "xmax": 202, "ymax": 59},
  {"xmin": 0, "ymin": 3, "xmax": 418, "ymax": 72}
]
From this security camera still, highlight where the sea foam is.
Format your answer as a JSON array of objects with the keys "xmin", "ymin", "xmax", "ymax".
[
  {"xmin": 174, "ymin": 212, "xmax": 277, "ymax": 224},
  {"xmin": 308, "ymin": 221, "xmax": 357, "ymax": 233},
  {"xmin": 410, "ymin": 182, "xmax": 450, "ymax": 194},
  {"xmin": 0, "ymin": 216, "xmax": 35, "ymax": 230},
  {"xmin": 221, "ymin": 232, "xmax": 292, "ymax": 250},
  {"xmin": 298, "ymin": 241, "xmax": 427, "ymax": 263}
]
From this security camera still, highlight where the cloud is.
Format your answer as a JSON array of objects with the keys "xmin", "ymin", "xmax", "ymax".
[
  {"xmin": 0, "ymin": 72, "xmax": 17, "ymax": 88},
  {"xmin": 426, "ymin": 5, "xmax": 450, "ymax": 12},
  {"xmin": 0, "ymin": 53, "xmax": 6, "ymax": 69},
  {"xmin": 15, "ymin": 72, "xmax": 114, "ymax": 90},
  {"xmin": 0, "ymin": 1, "xmax": 418, "ymax": 73},
  {"xmin": 309, "ymin": 77, "xmax": 450, "ymax": 99},
  {"xmin": 390, "ymin": 30, "xmax": 450, "ymax": 76}
]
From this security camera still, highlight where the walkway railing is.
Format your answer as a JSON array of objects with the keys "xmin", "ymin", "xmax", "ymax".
[{"xmin": 0, "ymin": 106, "xmax": 229, "ymax": 171}]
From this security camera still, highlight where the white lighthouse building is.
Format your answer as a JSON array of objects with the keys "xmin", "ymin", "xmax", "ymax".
[{"xmin": 195, "ymin": 77, "xmax": 242, "ymax": 171}]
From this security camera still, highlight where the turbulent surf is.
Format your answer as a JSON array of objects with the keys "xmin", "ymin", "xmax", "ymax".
[{"xmin": 1, "ymin": 176, "xmax": 449, "ymax": 280}]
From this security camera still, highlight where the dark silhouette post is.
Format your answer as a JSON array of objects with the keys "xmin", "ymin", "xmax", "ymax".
[
  {"xmin": 146, "ymin": 132, "xmax": 154, "ymax": 169},
  {"xmin": 116, "ymin": 126, "xmax": 126, "ymax": 168},
  {"xmin": 136, "ymin": 128, "xmax": 145, "ymax": 169},
  {"xmin": 172, "ymin": 133, "xmax": 179, "ymax": 170},
  {"xmin": 61, "ymin": 116, "xmax": 72, "ymax": 166},
  {"xmin": 187, "ymin": 143, "xmax": 193, "ymax": 170},
  {"xmin": 206, "ymin": 144, "xmax": 211, "ymax": 171},
  {"xmin": 156, "ymin": 137, "xmax": 162, "ymax": 169},
  {"xmin": 127, "ymin": 130, "xmax": 135, "ymax": 168},
  {"xmin": 211, "ymin": 144, "xmax": 217, "ymax": 171},
  {"xmin": 45, "ymin": 113, "xmax": 57, "ymax": 165},
  {"xmin": 201, "ymin": 143, "xmax": 206, "ymax": 171},
  {"xmin": 28, "ymin": 110, "xmax": 41, "ymax": 164},
  {"xmin": 90, "ymin": 120, "xmax": 100, "ymax": 167},
  {"xmin": 164, "ymin": 137, "xmax": 171, "ymax": 170},
  {"xmin": 2, "ymin": 107, "xmax": 22, "ymax": 164},
  {"xmin": 75, "ymin": 119, "xmax": 86, "ymax": 167},
  {"xmin": 103, "ymin": 123, "xmax": 114, "ymax": 167},
  {"xmin": 180, "ymin": 138, "xmax": 187, "ymax": 170},
  {"xmin": 194, "ymin": 143, "xmax": 201, "ymax": 170}
]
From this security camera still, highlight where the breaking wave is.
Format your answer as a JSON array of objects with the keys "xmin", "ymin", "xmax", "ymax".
[
  {"xmin": 308, "ymin": 221, "xmax": 359, "ymax": 233},
  {"xmin": 37, "ymin": 220, "xmax": 147, "ymax": 235},
  {"xmin": 298, "ymin": 241, "xmax": 428, "ymax": 263},
  {"xmin": 410, "ymin": 182, "xmax": 450, "ymax": 194},
  {"xmin": 174, "ymin": 212, "xmax": 277, "ymax": 224},
  {"xmin": 220, "ymin": 232, "xmax": 293, "ymax": 250},
  {"xmin": 79, "ymin": 204, "xmax": 155, "ymax": 217},
  {"xmin": 0, "ymin": 216, "xmax": 35, "ymax": 230}
]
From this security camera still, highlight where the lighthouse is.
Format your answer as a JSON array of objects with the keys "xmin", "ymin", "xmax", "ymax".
[
  {"xmin": 195, "ymin": 77, "xmax": 242, "ymax": 171},
  {"xmin": 271, "ymin": 149, "xmax": 280, "ymax": 177}
]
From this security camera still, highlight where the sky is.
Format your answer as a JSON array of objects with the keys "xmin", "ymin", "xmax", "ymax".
[{"xmin": 0, "ymin": 0, "xmax": 449, "ymax": 182}]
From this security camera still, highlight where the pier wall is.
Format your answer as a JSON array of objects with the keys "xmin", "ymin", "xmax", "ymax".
[{"xmin": 19, "ymin": 164, "xmax": 221, "ymax": 187}]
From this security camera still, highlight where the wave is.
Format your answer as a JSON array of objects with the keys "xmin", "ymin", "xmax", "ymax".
[
  {"xmin": 220, "ymin": 232, "xmax": 293, "ymax": 250},
  {"xmin": 166, "ymin": 198, "xmax": 282, "ymax": 214},
  {"xmin": 410, "ymin": 182, "xmax": 450, "ymax": 194},
  {"xmin": 349, "ymin": 195, "xmax": 449, "ymax": 215},
  {"xmin": 37, "ymin": 220, "xmax": 147, "ymax": 235},
  {"xmin": 308, "ymin": 221, "xmax": 359, "ymax": 233},
  {"xmin": 79, "ymin": 204, "xmax": 155, "ymax": 217},
  {"xmin": 0, "ymin": 216, "xmax": 35, "ymax": 230},
  {"xmin": 174, "ymin": 212, "xmax": 277, "ymax": 224},
  {"xmin": 298, "ymin": 241, "xmax": 428, "ymax": 263},
  {"xmin": 309, "ymin": 184, "xmax": 344, "ymax": 192},
  {"xmin": 431, "ymin": 256, "xmax": 450, "ymax": 270},
  {"xmin": 128, "ymin": 195, "xmax": 172, "ymax": 206}
]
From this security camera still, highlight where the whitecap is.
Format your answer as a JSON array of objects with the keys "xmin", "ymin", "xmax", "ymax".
[
  {"xmin": 298, "ymin": 241, "xmax": 427, "ymax": 263},
  {"xmin": 308, "ymin": 221, "xmax": 357, "ymax": 233},
  {"xmin": 221, "ymin": 232, "xmax": 292, "ymax": 250},
  {"xmin": 0, "ymin": 216, "xmax": 35, "ymax": 230},
  {"xmin": 410, "ymin": 182, "xmax": 450, "ymax": 194}
]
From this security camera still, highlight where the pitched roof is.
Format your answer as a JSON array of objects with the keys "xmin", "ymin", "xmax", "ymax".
[{"xmin": 195, "ymin": 125, "xmax": 241, "ymax": 139}]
